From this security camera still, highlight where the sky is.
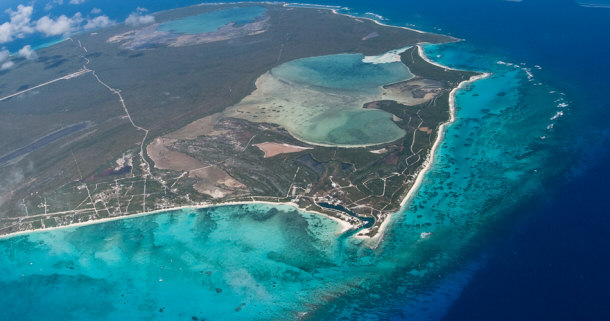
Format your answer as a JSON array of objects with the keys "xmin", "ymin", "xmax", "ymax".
[
  {"xmin": 1, "ymin": 0, "xmax": 608, "ymax": 58},
  {"xmin": 0, "ymin": 0, "xmax": 166, "ymax": 71}
]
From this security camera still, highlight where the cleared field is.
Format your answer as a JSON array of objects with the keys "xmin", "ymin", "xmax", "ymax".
[{"xmin": 0, "ymin": 4, "xmax": 468, "ymax": 237}]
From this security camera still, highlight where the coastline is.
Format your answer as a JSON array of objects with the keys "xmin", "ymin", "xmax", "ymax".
[
  {"xmin": 0, "ymin": 200, "xmax": 355, "ymax": 240},
  {"xmin": 417, "ymin": 43, "xmax": 463, "ymax": 71},
  {"xmin": 236, "ymin": 4, "xmax": 485, "ymax": 246},
  {"xmin": 354, "ymin": 45, "xmax": 491, "ymax": 246},
  {"xmin": 0, "ymin": 3, "xmax": 488, "ymax": 246},
  {"xmin": 400, "ymin": 68, "xmax": 490, "ymax": 210}
]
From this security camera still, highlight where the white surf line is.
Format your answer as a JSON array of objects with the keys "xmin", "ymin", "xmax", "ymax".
[
  {"xmin": 359, "ymin": 72, "xmax": 491, "ymax": 247},
  {"xmin": 0, "ymin": 4, "xmax": 475, "ymax": 241},
  {"xmin": 0, "ymin": 69, "xmax": 91, "ymax": 102},
  {"xmin": 0, "ymin": 200, "xmax": 357, "ymax": 240},
  {"xmin": 399, "ymin": 71, "xmax": 491, "ymax": 208},
  {"xmin": 416, "ymin": 44, "xmax": 465, "ymax": 72}
]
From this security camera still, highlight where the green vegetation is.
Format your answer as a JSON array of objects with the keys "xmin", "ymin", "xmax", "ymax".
[{"xmin": 0, "ymin": 4, "xmax": 474, "ymax": 238}]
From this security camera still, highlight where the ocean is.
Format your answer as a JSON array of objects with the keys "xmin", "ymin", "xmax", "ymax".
[
  {"xmin": 329, "ymin": 1, "xmax": 610, "ymax": 320},
  {"xmin": 1, "ymin": 0, "xmax": 609, "ymax": 320}
]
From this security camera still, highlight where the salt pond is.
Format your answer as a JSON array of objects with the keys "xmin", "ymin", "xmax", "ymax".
[
  {"xmin": 227, "ymin": 52, "xmax": 414, "ymax": 146},
  {"xmin": 158, "ymin": 6, "xmax": 267, "ymax": 34}
]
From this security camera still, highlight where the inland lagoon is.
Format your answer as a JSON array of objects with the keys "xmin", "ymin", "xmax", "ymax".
[
  {"xmin": 0, "ymin": 41, "xmax": 569, "ymax": 319},
  {"xmin": 158, "ymin": 6, "xmax": 267, "ymax": 34},
  {"xmin": 227, "ymin": 51, "xmax": 414, "ymax": 146},
  {"xmin": 1, "ymin": 0, "xmax": 607, "ymax": 320}
]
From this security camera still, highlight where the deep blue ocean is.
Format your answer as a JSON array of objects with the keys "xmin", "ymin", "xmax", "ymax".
[
  {"xmin": 341, "ymin": 1, "xmax": 610, "ymax": 320},
  {"xmin": 1, "ymin": 0, "xmax": 609, "ymax": 320}
]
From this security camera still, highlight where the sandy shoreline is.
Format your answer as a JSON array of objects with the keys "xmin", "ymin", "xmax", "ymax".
[
  {"xmin": 358, "ymin": 69, "xmax": 491, "ymax": 247},
  {"xmin": 417, "ymin": 44, "xmax": 462, "ymax": 71},
  {"xmin": 274, "ymin": 4, "xmax": 487, "ymax": 241},
  {"xmin": 0, "ymin": 2, "xmax": 488, "ymax": 245},
  {"xmin": 400, "ymin": 70, "xmax": 491, "ymax": 210},
  {"xmin": 353, "ymin": 42, "xmax": 491, "ymax": 246},
  {"xmin": 0, "ymin": 200, "xmax": 355, "ymax": 240}
]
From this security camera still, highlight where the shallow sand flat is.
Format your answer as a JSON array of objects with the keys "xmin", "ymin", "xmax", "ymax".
[
  {"xmin": 165, "ymin": 112, "xmax": 226, "ymax": 140},
  {"xmin": 0, "ymin": 203, "xmax": 350, "ymax": 319},
  {"xmin": 253, "ymin": 142, "xmax": 312, "ymax": 158},
  {"xmin": 224, "ymin": 52, "xmax": 419, "ymax": 147},
  {"xmin": 147, "ymin": 137, "xmax": 206, "ymax": 171},
  {"xmin": 189, "ymin": 166, "xmax": 247, "ymax": 198},
  {"xmin": 158, "ymin": 6, "xmax": 268, "ymax": 34},
  {"xmin": 224, "ymin": 72, "xmax": 406, "ymax": 146}
]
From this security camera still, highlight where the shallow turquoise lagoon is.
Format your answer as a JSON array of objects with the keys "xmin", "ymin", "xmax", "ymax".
[
  {"xmin": 272, "ymin": 53, "xmax": 412, "ymax": 93},
  {"xmin": 0, "ymin": 204, "xmax": 352, "ymax": 320},
  {"xmin": 230, "ymin": 52, "xmax": 412, "ymax": 146},
  {"xmin": 158, "ymin": 6, "xmax": 267, "ymax": 34},
  {"xmin": 0, "ymin": 43, "xmax": 570, "ymax": 320},
  {"xmin": 305, "ymin": 43, "xmax": 571, "ymax": 319},
  {"xmin": 305, "ymin": 108, "xmax": 404, "ymax": 145}
]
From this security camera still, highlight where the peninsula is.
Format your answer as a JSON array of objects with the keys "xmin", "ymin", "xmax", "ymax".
[{"xmin": 0, "ymin": 3, "xmax": 479, "ymax": 240}]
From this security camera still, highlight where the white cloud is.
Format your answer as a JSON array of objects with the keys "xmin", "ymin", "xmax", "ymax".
[
  {"xmin": 125, "ymin": 8, "xmax": 155, "ymax": 26},
  {"xmin": 0, "ymin": 49, "xmax": 10, "ymax": 62},
  {"xmin": 69, "ymin": 0, "xmax": 87, "ymax": 4},
  {"xmin": 45, "ymin": 0, "xmax": 64, "ymax": 11},
  {"xmin": 0, "ymin": 5, "xmax": 35, "ymax": 44},
  {"xmin": 35, "ymin": 13, "xmax": 83, "ymax": 36},
  {"xmin": 8, "ymin": 5, "xmax": 34, "ymax": 28},
  {"xmin": 0, "ymin": 5, "xmax": 115, "ymax": 45},
  {"xmin": 91, "ymin": 8, "xmax": 102, "ymax": 14},
  {"xmin": 84, "ymin": 15, "xmax": 114, "ymax": 30},
  {"xmin": 1, "ymin": 61, "xmax": 14, "ymax": 70},
  {"xmin": 0, "ymin": 24, "xmax": 12, "ymax": 43},
  {"xmin": 18, "ymin": 45, "xmax": 37, "ymax": 60}
]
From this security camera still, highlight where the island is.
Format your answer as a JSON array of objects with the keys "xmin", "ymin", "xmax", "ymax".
[{"xmin": 0, "ymin": 3, "xmax": 480, "ymax": 241}]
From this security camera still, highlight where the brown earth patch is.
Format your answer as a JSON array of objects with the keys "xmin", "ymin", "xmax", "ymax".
[
  {"xmin": 147, "ymin": 137, "xmax": 206, "ymax": 171},
  {"xmin": 253, "ymin": 142, "xmax": 312, "ymax": 158},
  {"xmin": 189, "ymin": 166, "xmax": 247, "ymax": 199},
  {"xmin": 165, "ymin": 113, "xmax": 226, "ymax": 140},
  {"xmin": 418, "ymin": 126, "xmax": 433, "ymax": 134}
]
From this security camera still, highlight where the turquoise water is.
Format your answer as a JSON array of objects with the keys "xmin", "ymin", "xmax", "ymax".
[
  {"xmin": 272, "ymin": 53, "xmax": 413, "ymax": 94},
  {"xmin": 304, "ymin": 42, "xmax": 571, "ymax": 319},
  {"xmin": 229, "ymin": 52, "xmax": 412, "ymax": 146},
  {"xmin": 0, "ymin": 2, "xmax": 581, "ymax": 321},
  {"xmin": 0, "ymin": 204, "xmax": 350, "ymax": 320},
  {"xmin": 158, "ymin": 6, "xmax": 267, "ymax": 34},
  {"xmin": 306, "ymin": 108, "xmax": 404, "ymax": 145},
  {"xmin": 0, "ymin": 40, "xmax": 569, "ymax": 321}
]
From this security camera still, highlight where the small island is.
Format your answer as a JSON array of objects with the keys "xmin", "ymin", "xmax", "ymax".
[{"xmin": 0, "ymin": 3, "xmax": 480, "ymax": 241}]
